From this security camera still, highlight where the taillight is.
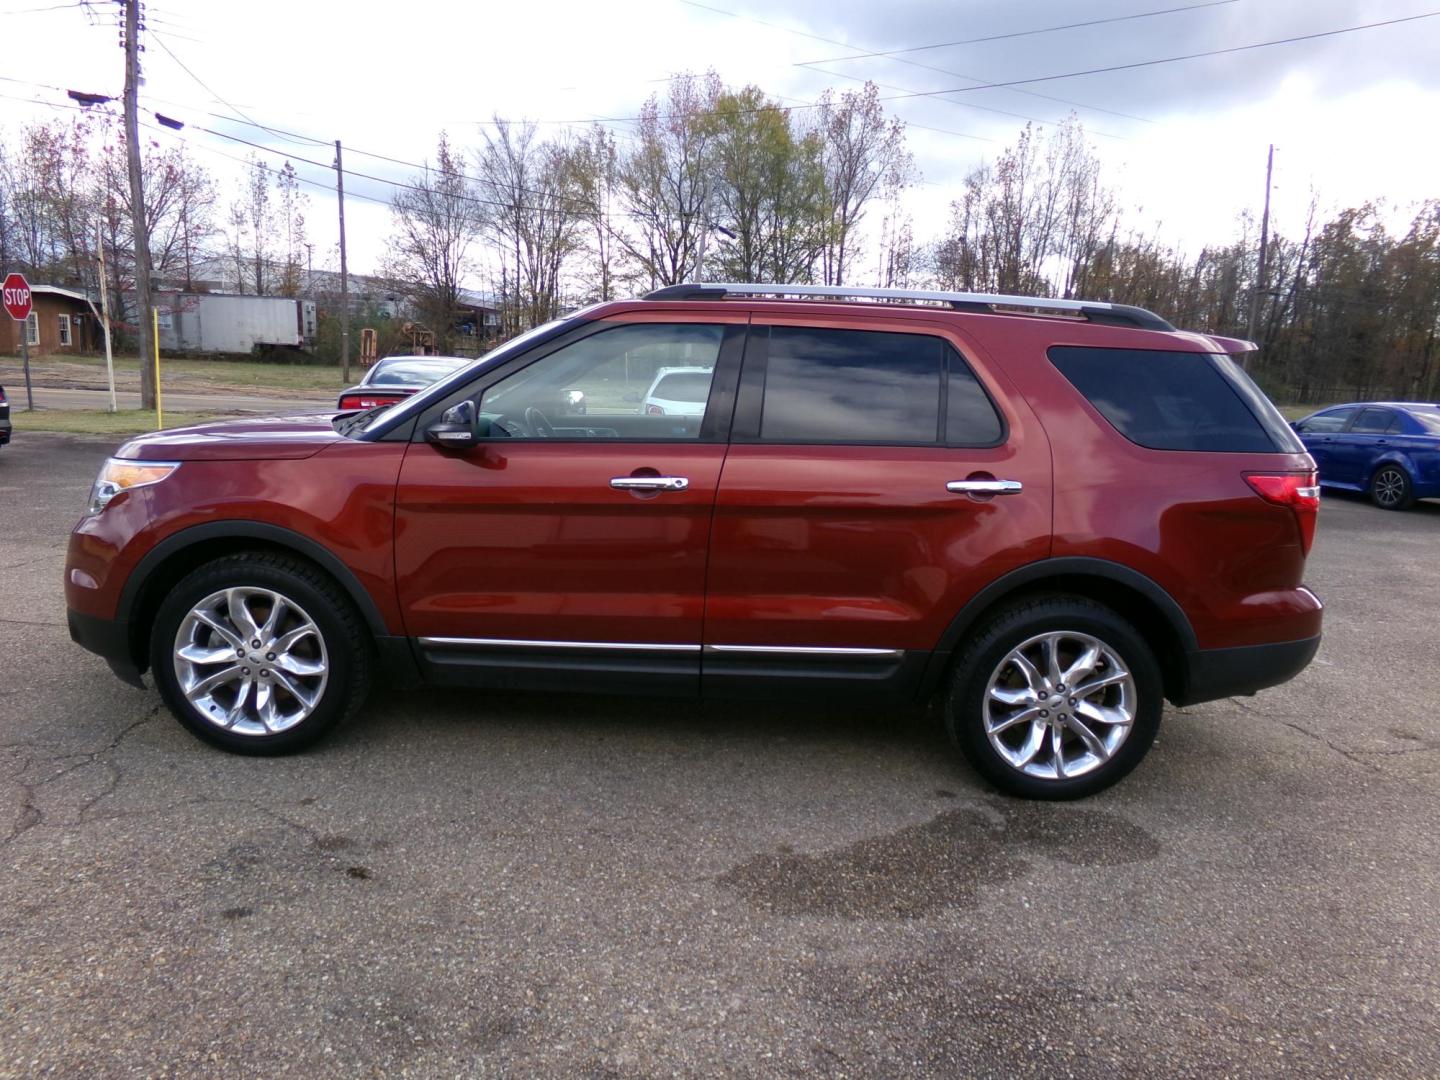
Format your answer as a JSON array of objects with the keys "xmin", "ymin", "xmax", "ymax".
[
  {"xmin": 1245, "ymin": 471, "xmax": 1320, "ymax": 555},
  {"xmin": 645, "ymin": 404, "xmax": 665, "ymax": 416},
  {"xmin": 0, "ymin": 387, "xmax": 7, "ymax": 404},
  {"xmin": 339, "ymin": 393, "xmax": 405, "ymax": 410}
]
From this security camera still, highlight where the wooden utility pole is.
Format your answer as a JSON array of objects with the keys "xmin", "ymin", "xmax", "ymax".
[
  {"xmin": 122, "ymin": 0, "xmax": 156, "ymax": 409},
  {"xmin": 335, "ymin": 140, "xmax": 351, "ymax": 384},
  {"xmin": 1246, "ymin": 143, "xmax": 1275, "ymax": 351}
]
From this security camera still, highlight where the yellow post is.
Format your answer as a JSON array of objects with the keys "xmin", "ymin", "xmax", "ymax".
[{"xmin": 152, "ymin": 306, "xmax": 164, "ymax": 429}]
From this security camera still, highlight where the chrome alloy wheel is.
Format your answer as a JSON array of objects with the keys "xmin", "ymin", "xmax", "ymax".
[
  {"xmin": 1373, "ymin": 466, "xmax": 1407, "ymax": 508},
  {"xmin": 982, "ymin": 631, "xmax": 1137, "ymax": 781},
  {"xmin": 172, "ymin": 587, "xmax": 329, "ymax": 736}
]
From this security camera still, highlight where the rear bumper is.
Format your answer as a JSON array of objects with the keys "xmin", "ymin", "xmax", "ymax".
[
  {"xmin": 1174, "ymin": 634, "xmax": 1321, "ymax": 707},
  {"xmin": 67, "ymin": 608, "xmax": 145, "ymax": 688}
]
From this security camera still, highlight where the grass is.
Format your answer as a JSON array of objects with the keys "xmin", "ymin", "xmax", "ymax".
[
  {"xmin": 0, "ymin": 352, "xmax": 344, "ymax": 394},
  {"xmin": 11, "ymin": 408, "xmax": 231, "ymax": 436}
]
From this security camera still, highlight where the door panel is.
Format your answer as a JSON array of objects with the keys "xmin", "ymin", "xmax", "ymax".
[
  {"xmin": 395, "ymin": 441, "xmax": 725, "ymax": 644},
  {"xmin": 393, "ymin": 317, "xmax": 745, "ymax": 693},
  {"xmin": 702, "ymin": 318, "xmax": 1052, "ymax": 691}
]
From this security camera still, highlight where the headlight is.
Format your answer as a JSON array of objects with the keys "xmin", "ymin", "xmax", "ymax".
[{"xmin": 86, "ymin": 458, "xmax": 180, "ymax": 516}]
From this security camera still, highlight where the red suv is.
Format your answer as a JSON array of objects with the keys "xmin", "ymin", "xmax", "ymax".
[{"xmin": 65, "ymin": 284, "xmax": 1322, "ymax": 798}]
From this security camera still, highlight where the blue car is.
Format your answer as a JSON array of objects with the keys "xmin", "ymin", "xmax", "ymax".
[{"xmin": 1293, "ymin": 402, "xmax": 1440, "ymax": 510}]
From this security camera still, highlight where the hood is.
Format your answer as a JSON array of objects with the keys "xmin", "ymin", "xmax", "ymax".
[{"xmin": 115, "ymin": 413, "xmax": 344, "ymax": 462}]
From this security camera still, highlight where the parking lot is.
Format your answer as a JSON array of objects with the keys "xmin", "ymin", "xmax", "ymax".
[{"xmin": 1, "ymin": 431, "xmax": 1438, "ymax": 1078}]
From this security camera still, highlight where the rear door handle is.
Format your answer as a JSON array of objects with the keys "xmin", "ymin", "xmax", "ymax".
[
  {"xmin": 611, "ymin": 476, "xmax": 689, "ymax": 492},
  {"xmin": 947, "ymin": 479, "xmax": 1023, "ymax": 495}
]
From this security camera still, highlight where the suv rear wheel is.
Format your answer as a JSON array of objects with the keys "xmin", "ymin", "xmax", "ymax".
[
  {"xmin": 150, "ymin": 552, "xmax": 372, "ymax": 754},
  {"xmin": 945, "ymin": 596, "xmax": 1162, "ymax": 799}
]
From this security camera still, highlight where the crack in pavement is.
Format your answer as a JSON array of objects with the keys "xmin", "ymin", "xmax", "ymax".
[{"xmin": 0, "ymin": 705, "xmax": 163, "ymax": 847}]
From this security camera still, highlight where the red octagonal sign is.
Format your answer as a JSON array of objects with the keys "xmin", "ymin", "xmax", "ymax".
[{"xmin": 2, "ymin": 272, "xmax": 32, "ymax": 322}]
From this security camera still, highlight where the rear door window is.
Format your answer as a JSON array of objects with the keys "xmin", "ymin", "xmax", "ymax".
[
  {"xmin": 1048, "ymin": 346, "xmax": 1282, "ymax": 452},
  {"xmin": 1350, "ymin": 408, "xmax": 1396, "ymax": 435},
  {"xmin": 758, "ymin": 327, "xmax": 942, "ymax": 444}
]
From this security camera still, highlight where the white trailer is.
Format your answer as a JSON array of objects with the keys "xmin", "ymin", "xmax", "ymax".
[{"xmin": 155, "ymin": 292, "xmax": 311, "ymax": 355}]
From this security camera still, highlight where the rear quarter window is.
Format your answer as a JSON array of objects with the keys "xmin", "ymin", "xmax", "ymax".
[{"xmin": 1048, "ymin": 346, "xmax": 1292, "ymax": 453}]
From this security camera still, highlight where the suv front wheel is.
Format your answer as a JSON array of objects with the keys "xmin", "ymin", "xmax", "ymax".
[
  {"xmin": 945, "ymin": 597, "xmax": 1162, "ymax": 799},
  {"xmin": 150, "ymin": 552, "xmax": 372, "ymax": 754}
]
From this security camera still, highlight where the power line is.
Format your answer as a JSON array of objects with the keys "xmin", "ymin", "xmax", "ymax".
[
  {"xmin": 676, "ymin": 0, "xmax": 1154, "ymax": 126},
  {"xmin": 561, "ymin": 10, "xmax": 1440, "ymax": 125},
  {"xmin": 147, "ymin": 29, "xmax": 317, "ymax": 148},
  {"xmin": 870, "ymin": 10, "xmax": 1440, "ymax": 106},
  {"xmin": 796, "ymin": 0, "xmax": 1242, "ymax": 64}
]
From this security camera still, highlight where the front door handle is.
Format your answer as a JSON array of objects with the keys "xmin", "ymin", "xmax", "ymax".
[
  {"xmin": 947, "ymin": 479, "xmax": 1023, "ymax": 495},
  {"xmin": 611, "ymin": 476, "xmax": 689, "ymax": 492}
]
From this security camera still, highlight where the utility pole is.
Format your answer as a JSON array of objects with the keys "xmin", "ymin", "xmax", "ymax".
[
  {"xmin": 1246, "ymin": 143, "xmax": 1275, "ymax": 354},
  {"xmin": 335, "ymin": 140, "xmax": 351, "ymax": 384},
  {"xmin": 122, "ymin": 0, "xmax": 156, "ymax": 409}
]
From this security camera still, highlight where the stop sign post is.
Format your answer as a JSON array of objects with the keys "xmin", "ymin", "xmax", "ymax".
[{"xmin": 2, "ymin": 271, "xmax": 34, "ymax": 411}]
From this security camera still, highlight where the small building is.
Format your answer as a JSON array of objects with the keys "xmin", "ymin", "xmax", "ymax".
[{"xmin": 1, "ymin": 285, "xmax": 100, "ymax": 355}]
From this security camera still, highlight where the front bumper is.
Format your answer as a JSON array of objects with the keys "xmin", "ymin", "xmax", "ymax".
[
  {"xmin": 67, "ymin": 608, "xmax": 145, "ymax": 688},
  {"xmin": 1174, "ymin": 634, "xmax": 1321, "ymax": 707}
]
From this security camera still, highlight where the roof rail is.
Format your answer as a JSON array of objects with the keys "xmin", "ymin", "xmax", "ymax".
[{"xmin": 642, "ymin": 282, "xmax": 1176, "ymax": 332}]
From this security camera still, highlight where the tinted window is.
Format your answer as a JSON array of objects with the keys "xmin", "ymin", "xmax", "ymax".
[
  {"xmin": 1049, "ymin": 347, "xmax": 1279, "ymax": 452},
  {"xmin": 1297, "ymin": 408, "xmax": 1357, "ymax": 434},
  {"xmin": 480, "ymin": 323, "xmax": 723, "ymax": 440},
  {"xmin": 946, "ymin": 350, "xmax": 1004, "ymax": 445},
  {"xmin": 1350, "ymin": 408, "xmax": 1395, "ymax": 435},
  {"xmin": 650, "ymin": 371, "xmax": 713, "ymax": 402},
  {"xmin": 760, "ymin": 327, "xmax": 941, "ymax": 443}
]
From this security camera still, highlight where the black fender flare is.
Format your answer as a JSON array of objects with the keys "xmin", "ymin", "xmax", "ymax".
[
  {"xmin": 918, "ymin": 556, "xmax": 1197, "ymax": 698},
  {"xmin": 119, "ymin": 520, "xmax": 391, "ymax": 639}
]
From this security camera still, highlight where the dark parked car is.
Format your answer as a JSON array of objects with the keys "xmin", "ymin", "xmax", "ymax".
[
  {"xmin": 1293, "ymin": 401, "xmax": 1440, "ymax": 510},
  {"xmin": 336, "ymin": 355, "xmax": 471, "ymax": 411},
  {"xmin": 66, "ymin": 283, "xmax": 1323, "ymax": 799},
  {"xmin": 0, "ymin": 384, "xmax": 10, "ymax": 447}
]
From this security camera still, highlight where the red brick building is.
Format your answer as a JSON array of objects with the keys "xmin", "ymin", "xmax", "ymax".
[{"xmin": 1, "ymin": 285, "xmax": 100, "ymax": 355}]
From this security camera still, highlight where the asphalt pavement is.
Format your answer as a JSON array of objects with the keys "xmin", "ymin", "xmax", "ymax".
[{"xmin": 2, "ymin": 432, "xmax": 1438, "ymax": 1078}]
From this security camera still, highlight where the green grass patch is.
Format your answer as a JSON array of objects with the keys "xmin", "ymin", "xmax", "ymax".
[
  {"xmin": 4, "ymin": 353, "xmax": 344, "ymax": 393},
  {"xmin": 11, "ymin": 408, "xmax": 231, "ymax": 436}
]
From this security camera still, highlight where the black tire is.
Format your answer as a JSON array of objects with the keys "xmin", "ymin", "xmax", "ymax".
[
  {"xmin": 944, "ymin": 595, "xmax": 1163, "ymax": 800},
  {"xmin": 1369, "ymin": 463, "xmax": 1414, "ymax": 511},
  {"xmin": 149, "ymin": 552, "xmax": 373, "ymax": 754}
]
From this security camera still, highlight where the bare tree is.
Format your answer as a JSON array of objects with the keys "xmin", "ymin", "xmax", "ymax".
[
  {"xmin": 816, "ymin": 83, "xmax": 913, "ymax": 286},
  {"xmin": 476, "ymin": 118, "xmax": 585, "ymax": 333},
  {"xmin": 243, "ymin": 155, "xmax": 273, "ymax": 295},
  {"xmin": 616, "ymin": 72, "xmax": 723, "ymax": 288},
  {"xmin": 383, "ymin": 133, "xmax": 484, "ymax": 350},
  {"xmin": 274, "ymin": 161, "xmax": 308, "ymax": 297},
  {"xmin": 570, "ymin": 124, "xmax": 624, "ymax": 302}
]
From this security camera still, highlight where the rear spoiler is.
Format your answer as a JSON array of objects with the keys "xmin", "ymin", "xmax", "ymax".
[{"xmin": 1208, "ymin": 335, "xmax": 1259, "ymax": 355}]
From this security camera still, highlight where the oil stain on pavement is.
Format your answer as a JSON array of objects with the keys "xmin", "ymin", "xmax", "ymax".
[{"xmin": 717, "ymin": 803, "xmax": 1160, "ymax": 918}]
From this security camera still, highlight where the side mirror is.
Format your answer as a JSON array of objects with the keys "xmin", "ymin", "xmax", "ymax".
[
  {"xmin": 425, "ymin": 400, "xmax": 479, "ymax": 449},
  {"xmin": 562, "ymin": 389, "xmax": 586, "ymax": 415}
]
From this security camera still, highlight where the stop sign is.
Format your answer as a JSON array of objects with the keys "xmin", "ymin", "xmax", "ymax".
[{"xmin": 2, "ymin": 272, "xmax": 31, "ymax": 322}]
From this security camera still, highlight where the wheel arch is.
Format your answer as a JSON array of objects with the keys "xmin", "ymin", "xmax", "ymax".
[
  {"xmin": 918, "ymin": 558, "xmax": 1197, "ymax": 704},
  {"xmin": 120, "ymin": 521, "xmax": 390, "ymax": 674}
]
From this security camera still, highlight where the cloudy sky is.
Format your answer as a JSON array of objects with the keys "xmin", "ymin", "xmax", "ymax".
[{"xmin": 5, "ymin": 0, "xmax": 1439, "ymax": 284}]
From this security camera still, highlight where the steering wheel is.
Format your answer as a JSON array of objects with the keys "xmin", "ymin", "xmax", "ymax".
[{"xmin": 524, "ymin": 406, "xmax": 556, "ymax": 438}]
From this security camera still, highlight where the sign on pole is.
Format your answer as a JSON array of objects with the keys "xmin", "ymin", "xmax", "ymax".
[{"xmin": 2, "ymin": 271, "xmax": 35, "ymax": 412}]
